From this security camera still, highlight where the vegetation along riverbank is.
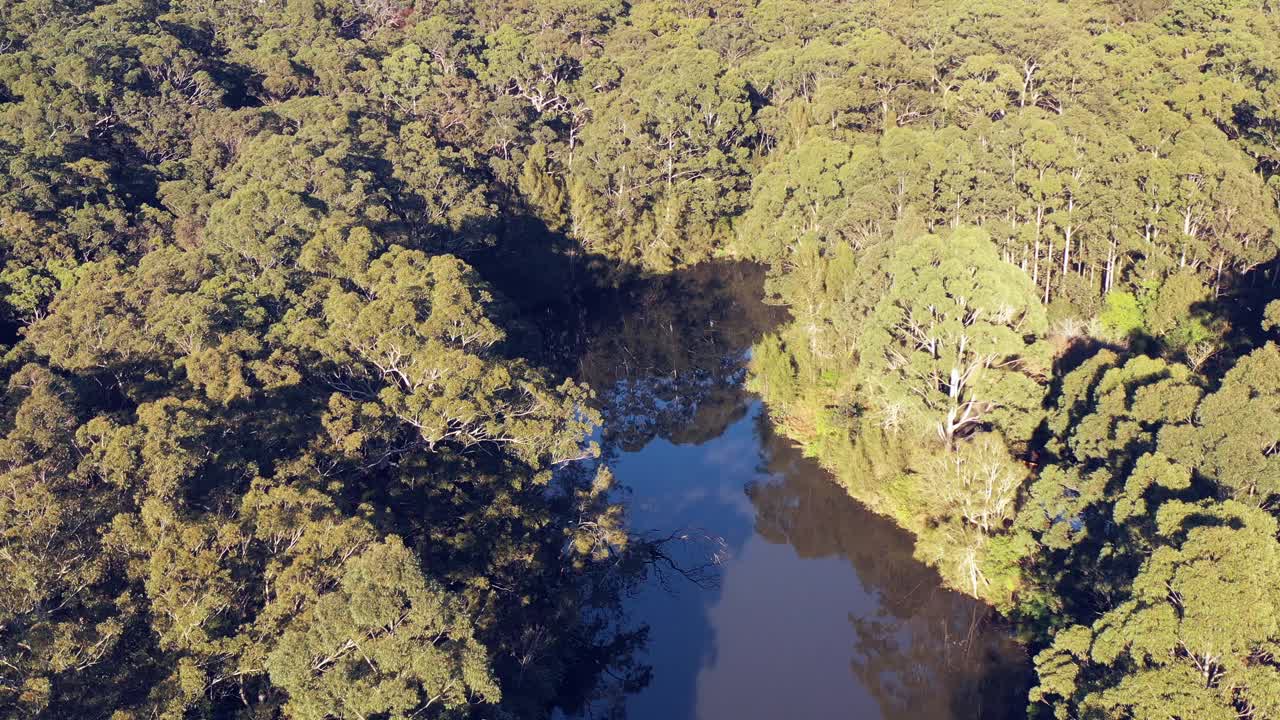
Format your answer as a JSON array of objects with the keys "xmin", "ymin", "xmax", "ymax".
[{"xmin": 2, "ymin": 0, "xmax": 1280, "ymax": 717}]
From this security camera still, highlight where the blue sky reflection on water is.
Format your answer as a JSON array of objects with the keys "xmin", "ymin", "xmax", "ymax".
[
  {"xmin": 597, "ymin": 402, "xmax": 1027, "ymax": 720},
  {"xmin": 555, "ymin": 263, "xmax": 1027, "ymax": 720}
]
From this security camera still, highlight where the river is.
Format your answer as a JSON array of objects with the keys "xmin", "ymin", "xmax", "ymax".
[{"xmin": 550, "ymin": 262, "xmax": 1031, "ymax": 720}]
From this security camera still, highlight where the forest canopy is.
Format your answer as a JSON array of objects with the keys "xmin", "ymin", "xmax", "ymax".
[{"xmin": 2, "ymin": 0, "xmax": 1280, "ymax": 718}]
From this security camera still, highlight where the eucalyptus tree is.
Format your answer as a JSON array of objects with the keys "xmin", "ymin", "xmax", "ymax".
[{"xmin": 859, "ymin": 227, "xmax": 1050, "ymax": 448}]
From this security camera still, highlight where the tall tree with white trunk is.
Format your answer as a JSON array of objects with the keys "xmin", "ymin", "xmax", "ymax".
[{"xmin": 860, "ymin": 227, "xmax": 1050, "ymax": 449}]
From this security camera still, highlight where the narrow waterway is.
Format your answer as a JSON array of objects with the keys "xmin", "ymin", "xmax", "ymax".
[{"xmin": 562, "ymin": 262, "xmax": 1030, "ymax": 720}]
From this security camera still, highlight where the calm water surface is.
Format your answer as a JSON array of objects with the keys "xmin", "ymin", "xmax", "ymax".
[{"xmin": 558, "ymin": 262, "xmax": 1029, "ymax": 720}]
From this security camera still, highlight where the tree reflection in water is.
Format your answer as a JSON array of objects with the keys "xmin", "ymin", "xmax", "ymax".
[
  {"xmin": 749, "ymin": 417, "xmax": 1031, "ymax": 720},
  {"xmin": 575, "ymin": 261, "xmax": 788, "ymax": 453},
  {"xmin": 556, "ymin": 261, "xmax": 1029, "ymax": 720}
]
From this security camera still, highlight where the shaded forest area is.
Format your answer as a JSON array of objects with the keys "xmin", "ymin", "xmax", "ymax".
[{"xmin": 3, "ymin": 0, "xmax": 1280, "ymax": 718}]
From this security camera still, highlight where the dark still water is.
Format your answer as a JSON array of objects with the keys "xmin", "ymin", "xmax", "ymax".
[
  {"xmin": 602, "ymin": 405, "xmax": 1028, "ymax": 720},
  {"xmin": 557, "ymin": 262, "xmax": 1031, "ymax": 720}
]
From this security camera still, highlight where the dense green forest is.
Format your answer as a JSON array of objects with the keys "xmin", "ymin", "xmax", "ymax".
[{"xmin": 2, "ymin": 0, "xmax": 1280, "ymax": 717}]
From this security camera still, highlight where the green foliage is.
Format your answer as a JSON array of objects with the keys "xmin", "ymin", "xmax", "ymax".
[
  {"xmin": 1161, "ymin": 343, "xmax": 1280, "ymax": 505},
  {"xmin": 1048, "ymin": 353, "xmax": 1202, "ymax": 470},
  {"xmin": 1034, "ymin": 501, "xmax": 1280, "ymax": 720},
  {"xmin": 518, "ymin": 142, "xmax": 569, "ymax": 230},
  {"xmin": 266, "ymin": 537, "xmax": 500, "ymax": 719},
  {"xmin": 4, "ymin": 0, "xmax": 1280, "ymax": 717},
  {"xmin": 1145, "ymin": 271, "xmax": 1208, "ymax": 337},
  {"xmin": 575, "ymin": 42, "xmax": 755, "ymax": 268},
  {"xmin": 927, "ymin": 433, "xmax": 1028, "ymax": 535},
  {"xmin": 1099, "ymin": 291, "xmax": 1146, "ymax": 341},
  {"xmin": 0, "ymin": 5, "xmax": 645, "ymax": 715},
  {"xmin": 1264, "ymin": 300, "xmax": 1280, "ymax": 335},
  {"xmin": 860, "ymin": 227, "xmax": 1050, "ymax": 447},
  {"xmin": 748, "ymin": 227, "xmax": 1051, "ymax": 607},
  {"xmin": 1018, "ymin": 338, "xmax": 1280, "ymax": 718},
  {"xmin": 736, "ymin": 136, "xmax": 873, "ymax": 261},
  {"xmin": 914, "ymin": 433, "xmax": 1032, "ymax": 603}
]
